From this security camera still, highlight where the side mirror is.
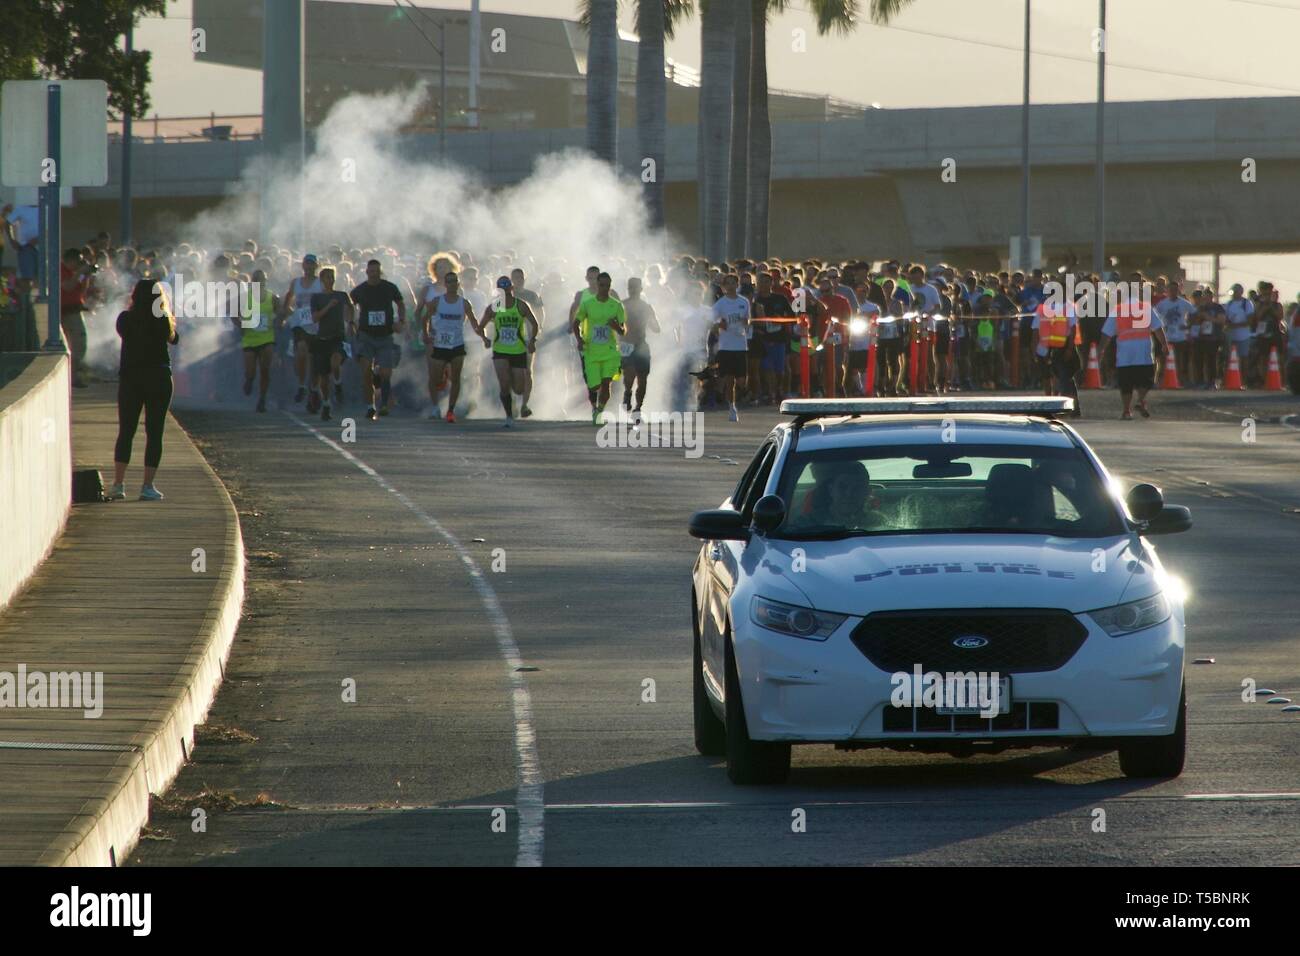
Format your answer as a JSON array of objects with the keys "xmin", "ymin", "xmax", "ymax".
[
  {"xmin": 751, "ymin": 495, "xmax": 786, "ymax": 534},
  {"xmin": 1144, "ymin": 504, "xmax": 1192, "ymax": 535},
  {"xmin": 689, "ymin": 509, "xmax": 750, "ymax": 542},
  {"xmin": 1126, "ymin": 483, "xmax": 1164, "ymax": 523}
]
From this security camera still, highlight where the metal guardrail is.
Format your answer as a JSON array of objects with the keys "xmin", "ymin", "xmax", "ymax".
[
  {"xmin": 106, "ymin": 113, "xmax": 263, "ymax": 144},
  {"xmin": 101, "ymin": 80, "xmax": 875, "ymax": 143}
]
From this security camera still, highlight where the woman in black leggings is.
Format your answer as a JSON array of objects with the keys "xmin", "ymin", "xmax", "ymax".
[{"xmin": 108, "ymin": 279, "xmax": 179, "ymax": 501}]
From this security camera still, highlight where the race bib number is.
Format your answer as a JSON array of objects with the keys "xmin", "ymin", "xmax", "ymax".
[
  {"xmin": 619, "ymin": 342, "xmax": 635, "ymax": 357},
  {"xmin": 592, "ymin": 325, "xmax": 611, "ymax": 344},
  {"xmin": 497, "ymin": 326, "xmax": 519, "ymax": 346},
  {"xmin": 293, "ymin": 306, "xmax": 312, "ymax": 328},
  {"xmin": 830, "ymin": 332, "xmax": 842, "ymax": 345},
  {"xmin": 435, "ymin": 328, "xmax": 456, "ymax": 347},
  {"xmin": 368, "ymin": 309, "xmax": 387, "ymax": 327},
  {"xmin": 1201, "ymin": 320, "xmax": 1214, "ymax": 336}
]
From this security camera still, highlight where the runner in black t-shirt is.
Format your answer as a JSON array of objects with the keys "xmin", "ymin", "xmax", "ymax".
[
  {"xmin": 753, "ymin": 272, "xmax": 794, "ymax": 403},
  {"xmin": 350, "ymin": 259, "xmax": 406, "ymax": 420}
]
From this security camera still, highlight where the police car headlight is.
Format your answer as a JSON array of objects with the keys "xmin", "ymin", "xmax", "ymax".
[
  {"xmin": 1087, "ymin": 592, "xmax": 1171, "ymax": 636},
  {"xmin": 751, "ymin": 597, "xmax": 846, "ymax": 641}
]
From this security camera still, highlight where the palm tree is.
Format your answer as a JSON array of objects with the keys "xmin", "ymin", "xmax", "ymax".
[
  {"xmin": 745, "ymin": 0, "xmax": 914, "ymax": 258},
  {"xmin": 727, "ymin": 0, "xmax": 751, "ymax": 258},
  {"xmin": 582, "ymin": 2, "xmax": 695, "ymax": 229},
  {"xmin": 586, "ymin": 0, "xmax": 620, "ymax": 164},
  {"xmin": 746, "ymin": 0, "xmax": 780, "ymax": 260},
  {"xmin": 636, "ymin": 2, "xmax": 694, "ymax": 230},
  {"xmin": 698, "ymin": 0, "xmax": 735, "ymax": 263}
]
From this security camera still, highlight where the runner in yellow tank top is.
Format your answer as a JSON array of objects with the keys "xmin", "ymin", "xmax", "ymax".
[
  {"xmin": 484, "ymin": 276, "xmax": 540, "ymax": 428},
  {"xmin": 235, "ymin": 268, "xmax": 279, "ymax": 413}
]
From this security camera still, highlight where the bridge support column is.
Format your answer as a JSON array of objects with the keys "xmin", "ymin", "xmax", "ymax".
[{"xmin": 261, "ymin": 0, "xmax": 305, "ymax": 247}]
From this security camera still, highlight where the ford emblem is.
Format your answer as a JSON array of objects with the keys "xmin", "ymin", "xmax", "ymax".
[{"xmin": 952, "ymin": 635, "xmax": 989, "ymax": 649}]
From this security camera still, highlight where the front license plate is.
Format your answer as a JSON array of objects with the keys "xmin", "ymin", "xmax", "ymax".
[{"xmin": 936, "ymin": 676, "xmax": 1012, "ymax": 716}]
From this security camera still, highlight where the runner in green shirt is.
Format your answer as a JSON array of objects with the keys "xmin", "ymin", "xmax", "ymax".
[{"xmin": 572, "ymin": 271, "xmax": 626, "ymax": 426}]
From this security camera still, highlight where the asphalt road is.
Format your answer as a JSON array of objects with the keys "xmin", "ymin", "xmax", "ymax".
[{"xmin": 131, "ymin": 386, "xmax": 1300, "ymax": 866}]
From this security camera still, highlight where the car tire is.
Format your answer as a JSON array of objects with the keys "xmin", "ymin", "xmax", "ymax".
[
  {"xmin": 724, "ymin": 630, "xmax": 791, "ymax": 784},
  {"xmin": 693, "ymin": 594, "xmax": 726, "ymax": 757},
  {"xmin": 1117, "ymin": 684, "xmax": 1186, "ymax": 779}
]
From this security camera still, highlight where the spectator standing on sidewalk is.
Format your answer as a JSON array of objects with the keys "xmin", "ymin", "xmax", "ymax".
[
  {"xmin": 2, "ymin": 203, "xmax": 39, "ymax": 296},
  {"xmin": 1155, "ymin": 281, "xmax": 1195, "ymax": 388},
  {"xmin": 59, "ymin": 248, "xmax": 92, "ymax": 387},
  {"xmin": 1224, "ymin": 283, "xmax": 1254, "ymax": 378},
  {"xmin": 1250, "ymin": 282, "xmax": 1283, "ymax": 388},
  {"xmin": 109, "ymin": 279, "xmax": 179, "ymax": 502}
]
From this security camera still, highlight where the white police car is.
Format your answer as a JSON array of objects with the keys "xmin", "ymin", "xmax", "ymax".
[{"xmin": 689, "ymin": 398, "xmax": 1191, "ymax": 784}]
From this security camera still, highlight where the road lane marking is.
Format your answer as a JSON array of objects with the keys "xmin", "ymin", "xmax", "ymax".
[
  {"xmin": 289, "ymin": 415, "xmax": 544, "ymax": 867},
  {"xmin": 1182, "ymin": 792, "xmax": 1300, "ymax": 800}
]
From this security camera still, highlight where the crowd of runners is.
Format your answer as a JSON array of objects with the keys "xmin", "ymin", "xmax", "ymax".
[{"xmin": 15, "ymin": 229, "xmax": 1300, "ymax": 424}]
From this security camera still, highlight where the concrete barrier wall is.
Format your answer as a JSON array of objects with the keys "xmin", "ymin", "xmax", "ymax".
[{"xmin": 0, "ymin": 354, "xmax": 72, "ymax": 611}]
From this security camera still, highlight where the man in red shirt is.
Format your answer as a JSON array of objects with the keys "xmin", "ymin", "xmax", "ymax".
[
  {"xmin": 817, "ymin": 276, "xmax": 852, "ymax": 396},
  {"xmin": 60, "ymin": 248, "xmax": 92, "ymax": 387}
]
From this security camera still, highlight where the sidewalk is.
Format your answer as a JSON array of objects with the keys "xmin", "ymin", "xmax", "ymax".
[{"xmin": 0, "ymin": 382, "xmax": 244, "ymax": 865}]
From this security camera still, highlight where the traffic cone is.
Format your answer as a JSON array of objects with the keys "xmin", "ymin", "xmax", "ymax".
[
  {"xmin": 1160, "ymin": 344, "xmax": 1181, "ymax": 389},
  {"xmin": 1265, "ymin": 346, "xmax": 1284, "ymax": 391},
  {"xmin": 1223, "ymin": 344, "xmax": 1244, "ymax": 390},
  {"xmin": 1083, "ymin": 343, "xmax": 1102, "ymax": 389}
]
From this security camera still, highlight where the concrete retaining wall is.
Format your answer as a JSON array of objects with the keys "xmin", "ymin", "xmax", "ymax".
[{"xmin": 0, "ymin": 354, "xmax": 71, "ymax": 611}]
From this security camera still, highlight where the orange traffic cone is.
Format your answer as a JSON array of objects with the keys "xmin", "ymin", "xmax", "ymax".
[
  {"xmin": 1265, "ymin": 346, "xmax": 1284, "ymax": 391},
  {"xmin": 1223, "ymin": 344, "xmax": 1244, "ymax": 390},
  {"xmin": 1083, "ymin": 343, "xmax": 1102, "ymax": 389},
  {"xmin": 1160, "ymin": 344, "xmax": 1181, "ymax": 389}
]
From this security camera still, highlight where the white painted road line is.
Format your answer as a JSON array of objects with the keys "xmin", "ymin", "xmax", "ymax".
[{"xmin": 290, "ymin": 415, "xmax": 545, "ymax": 866}]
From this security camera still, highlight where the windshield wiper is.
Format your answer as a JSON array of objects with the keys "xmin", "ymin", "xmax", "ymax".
[{"xmin": 776, "ymin": 528, "xmax": 877, "ymax": 541}]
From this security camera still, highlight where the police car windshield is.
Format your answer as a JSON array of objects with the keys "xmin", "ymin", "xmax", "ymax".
[{"xmin": 775, "ymin": 442, "xmax": 1124, "ymax": 539}]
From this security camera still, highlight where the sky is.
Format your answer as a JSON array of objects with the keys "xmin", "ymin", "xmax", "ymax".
[
  {"xmin": 135, "ymin": 0, "xmax": 1300, "ymax": 116},
  {"xmin": 124, "ymin": 0, "xmax": 1300, "ymax": 295}
]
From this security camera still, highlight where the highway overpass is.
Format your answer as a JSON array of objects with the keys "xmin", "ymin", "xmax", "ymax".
[{"xmin": 47, "ymin": 95, "xmax": 1300, "ymax": 268}]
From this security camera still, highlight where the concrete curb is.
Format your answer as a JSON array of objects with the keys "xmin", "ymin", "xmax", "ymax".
[{"xmin": 57, "ymin": 415, "xmax": 246, "ymax": 867}]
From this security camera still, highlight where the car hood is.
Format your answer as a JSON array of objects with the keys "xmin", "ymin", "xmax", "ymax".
[{"xmin": 753, "ymin": 534, "xmax": 1152, "ymax": 616}]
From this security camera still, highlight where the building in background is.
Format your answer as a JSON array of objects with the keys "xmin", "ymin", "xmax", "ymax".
[{"xmin": 192, "ymin": 0, "xmax": 866, "ymax": 131}]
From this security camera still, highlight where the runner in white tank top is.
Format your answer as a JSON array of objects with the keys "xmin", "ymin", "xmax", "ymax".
[
  {"xmin": 423, "ymin": 271, "xmax": 487, "ymax": 423},
  {"xmin": 283, "ymin": 255, "xmax": 325, "ymax": 404}
]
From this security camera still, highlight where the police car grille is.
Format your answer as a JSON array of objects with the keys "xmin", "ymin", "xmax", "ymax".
[{"xmin": 851, "ymin": 608, "xmax": 1088, "ymax": 674}]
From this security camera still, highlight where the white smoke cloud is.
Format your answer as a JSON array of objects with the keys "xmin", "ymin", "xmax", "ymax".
[{"xmin": 84, "ymin": 85, "xmax": 712, "ymax": 419}]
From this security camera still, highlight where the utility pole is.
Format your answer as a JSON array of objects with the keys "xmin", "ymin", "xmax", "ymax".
[
  {"xmin": 120, "ymin": 16, "xmax": 133, "ymax": 247},
  {"xmin": 1093, "ymin": 0, "xmax": 1106, "ymax": 275},
  {"xmin": 1019, "ymin": 0, "xmax": 1030, "ymax": 272},
  {"xmin": 440, "ymin": 18, "xmax": 447, "ymax": 159},
  {"xmin": 468, "ymin": 0, "xmax": 480, "ymax": 130}
]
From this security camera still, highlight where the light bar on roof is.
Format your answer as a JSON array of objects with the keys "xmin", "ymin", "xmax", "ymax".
[{"xmin": 780, "ymin": 397, "xmax": 1076, "ymax": 417}]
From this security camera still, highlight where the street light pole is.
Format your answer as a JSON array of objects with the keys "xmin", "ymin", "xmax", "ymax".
[
  {"xmin": 439, "ymin": 18, "xmax": 447, "ymax": 161},
  {"xmin": 1019, "ymin": 0, "xmax": 1030, "ymax": 272},
  {"xmin": 120, "ymin": 17, "xmax": 134, "ymax": 248},
  {"xmin": 1093, "ymin": 0, "xmax": 1106, "ymax": 275},
  {"xmin": 468, "ymin": 0, "xmax": 480, "ymax": 130}
]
